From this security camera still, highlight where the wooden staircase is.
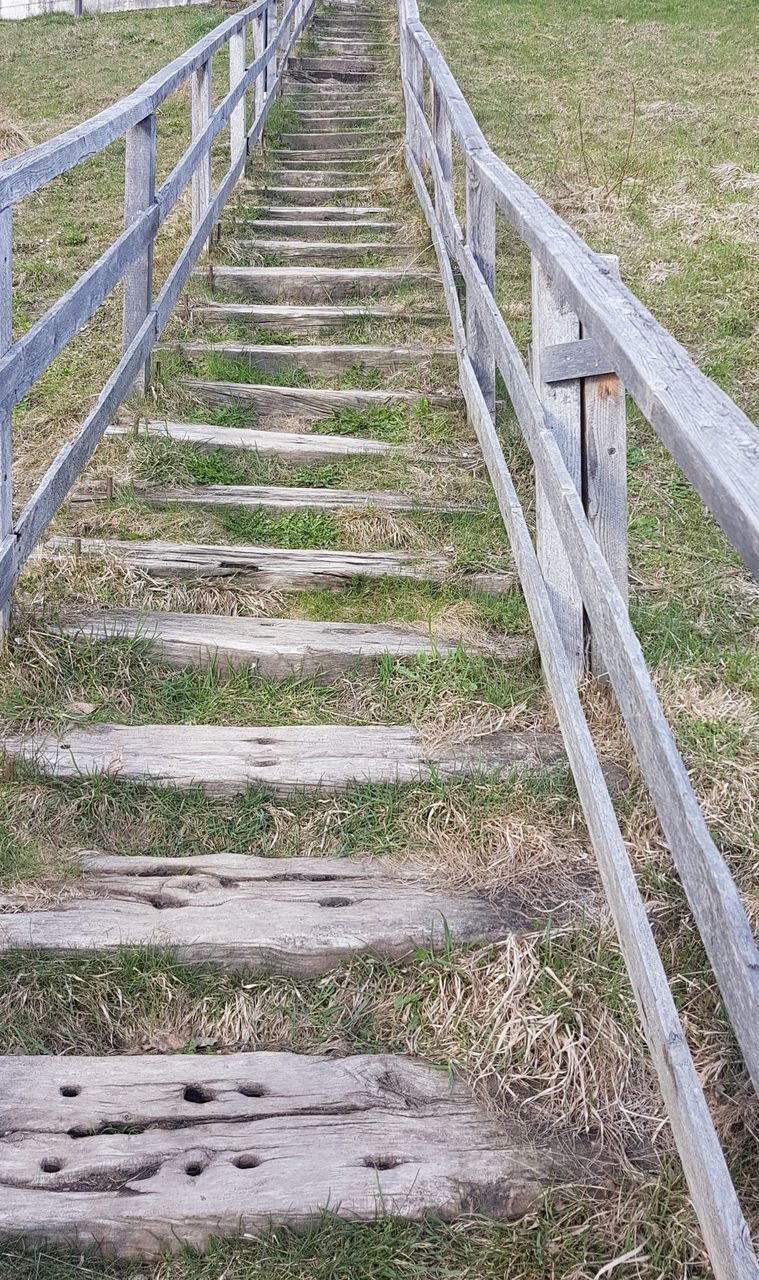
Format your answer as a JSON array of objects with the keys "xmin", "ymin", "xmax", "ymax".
[{"xmin": 0, "ymin": 0, "xmax": 574, "ymax": 1254}]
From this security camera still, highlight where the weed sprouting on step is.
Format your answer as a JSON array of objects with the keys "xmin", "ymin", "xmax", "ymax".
[{"xmin": 216, "ymin": 506, "xmax": 340, "ymax": 550}]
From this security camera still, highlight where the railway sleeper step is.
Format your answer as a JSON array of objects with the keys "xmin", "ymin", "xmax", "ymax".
[
  {"xmin": 187, "ymin": 301, "xmax": 448, "ymax": 335},
  {"xmin": 197, "ymin": 265, "xmax": 440, "ymax": 303},
  {"xmin": 71, "ymin": 480, "xmax": 475, "ymax": 517},
  {"xmin": 173, "ymin": 379, "xmax": 461, "ymax": 424}
]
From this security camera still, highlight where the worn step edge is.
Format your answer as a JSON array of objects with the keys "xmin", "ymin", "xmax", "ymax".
[
  {"xmin": 234, "ymin": 240, "xmax": 423, "ymax": 265},
  {"xmin": 177, "ymin": 379, "xmax": 461, "ymax": 423},
  {"xmin": 188, "ymin": 302, "xmax": 448, "ymax": 332},
  {"xmin": 163, "ymin": 340, "xmax": 456, "ymax": 375},
  {"xmin": 0, "ymin": 851, "xmax": 530, "ymax": 971},
  {"xmin": 0, "ymin": 1050, "xmax": 563, "ymax": 1256},
  {"xmin": 37, "ymin": 538, "xmax": 514, "ymax": 594},
  {"xmin": 71, "ymin": 480, "xmax": 475, "ymax": 517},
  {"xmin": 199, "ymin": 265, "xmax": 439, "ymax": 303},
  {"xmin": 3, "ymin": 722, "xmax": 565, "ymax": 797}
]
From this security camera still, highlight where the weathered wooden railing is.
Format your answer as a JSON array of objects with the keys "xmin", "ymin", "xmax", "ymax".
[
  {"xmin": 397, "ymin": 2, "xmax": 759, "ymax": 1277},
  {"xmin": 0, "ymin": 0, "xmax": 314, "ymax": 631}
]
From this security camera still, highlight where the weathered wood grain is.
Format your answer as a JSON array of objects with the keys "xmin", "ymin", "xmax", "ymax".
[
  {"xmin": 121, "ymin": 113, "xmax": 156, "ymax": 396},
  {"xmin": 201, "ymin": 264, "xmax": 438, "ymax": 303},
  {"xmin": 264, "ymin": 184, "xmax": 376, "ymax": 204},
  {"xmin": 190, "ymin": 301, "xmax": 446, "ymax": 334},
  {"xmin": 249, "ymin": 204, "xmax": 391, "ymax": 219},
  {"xmin": 229, "ymin": 27, "xmax": 247, "ymax": 164},
  {"xmin": 235, "ymin": 239, "xmax": 420, "ymax": 265},
  {"xmin": 40, "ymin": 537, "xmax": 513, "ymax": 593},
  {"xmin": 0, "ymin": 851, "xmax": 530, "ymax": 971},
  {"xmin": 191, "ymin": 59, "xmax": 212, "ymax": 237},
  {"xmin": 0, "ymin": 207, "xmax": 12, "ymax": 639},
  {"xmin": 179, "ymin": 379, "xmax": 460, "ymax": 422},
  {"xmin": 4, "ymin": 722, "xmax": 564, "ymax": 796},
  {"xmin": 235, "ymin": 217, "xmax": 401, "ymax": 238},
  {"xmin": 71, "ymin": 479, "xmax": 473, "ymax": 516},
  {"xmin": 541, "ymin": 338, "xmax": 614, "ymax": 383},
  {"xmin": 167, "ymin": 341, "xmax": 456, "ymax": 376},
  {"xmin": 0, "ymin": 1051, "xmax": 560, "ymax": 1256}
]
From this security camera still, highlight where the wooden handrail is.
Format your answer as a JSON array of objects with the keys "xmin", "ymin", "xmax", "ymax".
[{"xmin": 396, "ymin": 3, "xmax": 759, "ymax": 1279}]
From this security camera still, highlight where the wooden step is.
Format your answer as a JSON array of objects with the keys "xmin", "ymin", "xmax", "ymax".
[
  {"xmin": 167, "ymin": 340, "xmax": 457, "ymax": 376},
  {"xmin": 0, "ymin": 1051, "xmax": 559, "ymax": 1255},
  {"xmin": 189, "ymin": 302, "xmax": 447, "ymax": 334},
  {"xmin": 264, "ymin": 186, "xmax": 376, "ymax": 206},
  {"xmin": 265, "ymin": 171, "xmax": 375, "ymax": 187},
  {"xmin": 271, "ymin": 149, "xmax": 384, "ymax": 163},
  {"xmin": 247, "ymin": 205, "xmax": 391, "ymax": 220},
  {"xmin": 58, "ymin": 608, "xmax": 505, "ymax": 676},
  {"xmin": 228, "ymin": 218, "xmax": 403, "ymax": 239},
  {"xmin": 275, "ymin": 153, "xmax": 374, "ymax": 166},
  {"xmin": 294, "ymin": 112, "xmax": 379, "ymax": 122},
  {"xmin": 4, "ymin": 723, "xmax": 564, "ymax": 796},
  {"xmin": 279, "ymin": 131, "xmax": 388, "ymax": 148},
  {"xmin": 72, "ymin": 480, "xmax": 473, "ymax": 516},
  {"xmin": 41, "ymin": 538, "xmax": 513, "ymax": 593},
  {"xmin": 177, "ymin": 380, "xmax": 461, "ymax": 423},
  {"xmin": 236, "ymin": 239, "xmax": 421, "ymax": 266},
  {"xmin": 0, "ymin": 852, "xmax": 527, "ymax": 971},
  {"xmin": 107, "ymin": 421, "xmax": 476, "ymax": 467},
  {"xmin": 201, "ymin": 265, "xmax": 439, "ymax": 303}
]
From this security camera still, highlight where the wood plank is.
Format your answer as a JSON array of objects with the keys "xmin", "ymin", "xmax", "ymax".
[
  {"xmin": 0, "ymin": 1051, "xmax": 560, "ymax": 1256},
  {"xmin": 280, "ymin": 131, "xmax": 390, "ymax": 147},
  {"xmin": 200, "ymin": 265, "xmax": 439, "ymax": 302},
  {"xmin": 58, "ymin": 608, "xmax": 512, "ymax": 676},
  {"xmin": 0, "ymin": 851, "xmax": 531, "ymax": 971},
  {"xmin": 3, "ymin": 722, "xmax": 564, "ymax": 796},
  {"xmin": 166, "ymin": 341, "xmax": 456, "ymax": 376},
  {"xmin": 235, "ymin": 239, "xmax": 421, "ymax": 265},
  {"xmin": 40, "ymin": 537, "xmax": 513, "ymax": 593},
  {"xmin": 263, "ymin": 185, "xmax": 376, "ymax": 205},
  {"xmin": 541, "ymin": 337, "xmax": 614, "ymax": 383},
  {"xmin": 401, "ymin": 135, "xmax": 759, "ymax": 1280},
  {"xmin": 247, "ymin": 205, "xmax": 391, "ymax": 219},
  {"xmin": 228, "ymin": 219, "xmax": 402, "ymax": 238},
  {"xmin": 71, "ymin": 480, "xmax": 473, "ymax": 516},
  {"xmin": 178, "ymin": 379, "xmax": 461, "ymax": 423},
  {"xmin": 105, "ymin": 421, "xmax": 477, "ymax": 466},
  {"xmin": 189, "ymin": 301, "xmax": 447, "ymax": 334}
]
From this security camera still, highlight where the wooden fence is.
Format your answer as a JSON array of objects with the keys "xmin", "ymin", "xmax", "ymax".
[
  {"xmin": 396, "ymin": 1, "xmax": 759, "ymax": 1278},
  {"xmin": 0, "ymin": 0, "xmax": 314, "ymax": 629}
]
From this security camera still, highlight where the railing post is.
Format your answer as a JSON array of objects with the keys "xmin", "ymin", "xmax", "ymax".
[
  {"xmin": 531, "ymin": 259, "xmax": 585, "ymax": 682},
  {"xmin": 122, "ymin": 112, "xmax": 156, "ymax": 396},
  {"xmin": 431, "ymin": 82, "xmax": 453, "ymax": 241},
  {"xmin": 254, "ymin": 8, "xmax": 266, "ymax": 123},
  {"xmin": 405, "ymin": 34, "xmax": 424, "ymax": 168},
  {"xmin": 583, "ymin": 253, "xmax": 628, "ymax": 676},
  {"xmin": 191, "ymin": 58, "xmax": 212, "ymax": 244},
  {"xmin": 465, "ymin": 156, "xmax": 496, "ymax": 415},
  {"xmin": 266, "ymin": 0, "xmax": 278, "ymax": 93},
  {"xmin": 229, "ymin": 25, "xmax": 247, "ymax": 167},
  {"xmin": 0, "ymin": 205, "xmax": 12, "ymax": 644}
]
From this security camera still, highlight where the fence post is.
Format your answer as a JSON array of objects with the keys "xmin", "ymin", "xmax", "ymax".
[
  {"xmin": 531, "ymin": 259, "xmax": 585, "ymax": 682},
  {"xmin": 266, "ymin": 0, "xmax": 278, "ymax": 93},
  {"xmin": 465, "ymin": 157, "xmax": 496, "ymax": 415},
  {"xmin": 583, "ymin": 253, "xmax": 628, "ymax": 676},
  {"xmin": 191, "ymin": 58, "xmax": 212, "ymax": 244},
  {"xmin": 431, "ymin": 83, "xmax": 453, "ymax": 243},
  {"xmin": 254, "ymin": 8, "xmax": 266, "ymax": 123},
  {"xmin": 0, "ymin": 206, "xmax": 12, "ymax": 645},
  {"xmin": 229, "ymin": 26, "xmax": 247, "ymax": 166},
  {"xmin": 122, "ymin": 113, "xmax": 156, "ymax": 396}
]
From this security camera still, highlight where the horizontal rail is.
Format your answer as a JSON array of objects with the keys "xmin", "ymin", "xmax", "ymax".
[{"xmin": 397, "ymin": 3, "xmax": 759, "ymax": 1278}]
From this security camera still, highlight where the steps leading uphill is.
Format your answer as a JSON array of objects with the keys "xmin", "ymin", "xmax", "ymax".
[{"xmin": 0, "ymin": 0, "xmax": 590, "ymax": 1258}]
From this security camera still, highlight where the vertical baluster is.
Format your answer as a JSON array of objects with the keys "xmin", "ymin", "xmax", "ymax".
[
  {"xmin": 254, "ymin": 7, "xmax": 266, "ymax": 123},
  {"xmin": 122, "ymin": 112, "xmax": 156, "ymax": 396},
  {"xmin": 465, "ymin": 157, "xmax": 496, "ymax": 414},
  {"xmin": 406, "ymin": 35, "xmax": 423, "ymax": 167},
  {"xmin": 230, "ymin": 26, "xmax": 247, "ymax": 166},
  {"xmin": 267, "ymin": 0, "xmax": 278, "ymax": 90},
  {"xmin": 431, "ymin": 83, "xmax": 453, "ymax": 244},
  {"xmin": 0, "ymin": 205, "xmax": 12, "ymax": 643},
  {"xmin": 191, "ymin": 58, "xmax": 212, "ymax": 242}
]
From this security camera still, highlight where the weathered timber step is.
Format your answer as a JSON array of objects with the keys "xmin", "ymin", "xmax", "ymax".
[
  {"xmin": 58, "ymin": 608, "xmax": 508, "ymax": 676},
  {"xmin": 4, "ymin": 723, "xmax": 564, "ymax": 796},
  {"xmin": 264, "ymin": 186, "xmax": 376, "ymax": 206},
  {"xmin": 189, "ymin": 302, "xmax": 447, "ymax": 334},
  {"xmin": 0, "ymin": 1052, "xmax": 560, "ymax": 1255},
  {"xmin": 0, "ymin": 852, "xmax": 527, "ymax": 971},
  {"xmin": 247, "ymin": 205, "xmax": 392, "ymax": 220},
  {"xmin": 201, "ymin": 265, "xmax": 439, "ymax": 303},
  {"xmin": 295, "ymin": 112, "xmax": 380, "ymax": 122},
  {"xmin": 274, "ymin": 155, "xmax": 376, "ymax": 168},
  {"xmin": 41, "ymin": 538, "xmax": 513, "ymax": 593},
  {"xmin": 165, "ymin": 341, "xmax": 457, "ymax": 377},
  {"xmin": 178, "ymin": 380, "xmax": 461, "ymax": 423},
  {"xmin": 280, "ymin": 131, "xmax": 390, "ymax": 148},
  {"xmin": 237, "ymin": 240, "xmax": 423, "ymax": 266},
  {"xmin": 290, "ymin": 65, "xmax": 377, "ymax": 83},
  {"xmin": 264, "ymin": 171, "xmax": 375, "ymax": 187},
  {"xmin": 107, "ymin": 421, "xmax": 477, "ymax": 467},
  {"xmin": 72, "ymin": 480, "xmax": 473, "ymax": 517},
  {"xmin": 271, "ymin": 149, "xmax": 384, "ymax": 162},
  {"xmin": 229, "ymin": 219, "xmax": 403, "ymax": 239}
]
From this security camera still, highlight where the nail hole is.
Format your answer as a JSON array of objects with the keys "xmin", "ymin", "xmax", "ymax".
[
  {"xmin": 59, "ymin": 1085, "xmax": 81, "ymax": 1098},
  {"xmin": 183, "ymin": 1084, "xmax": 216, "ymax": 1104},
  {"xmin": 363, "ymin": 1155, "xmax": 403, "ymax": 1170},
  {"xmin": 318, "ymin": 896, "xmax": 352, "ymax": 908},
  {"xmin": 185, "ymin": 1162, "xmax": 204, "ymax": 1177},
  {"xmin": 234, "ymin": 1153, "xmax": 261, "ymax": 1169},
  {"xmin": 237, "ymin": 1083, "xmax": 268, "ymax": 1098},
  {"xmin": 40, "ymin": 1157, "xmax": 63, "ymax": 1173}
]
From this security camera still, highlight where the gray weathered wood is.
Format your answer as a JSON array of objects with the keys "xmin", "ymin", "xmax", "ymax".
[
  {"xmin": 58, "ymin": 608, "xmax": 510, "ymax": 676},
  {"xmin": 4, "ymin": 722, "xmax": 564, "ymax": 796},
  {"xmin": 280, "ymin": 130, "xmax": 388, "ymax": 148},
  {"xmin": 248, "ymin": 203, "xmax": 390, "ymax": 219},
  {"xmin": 179, "ymin": 379, "xmax": 460, "ymax": 423},
  {"xmin": 530, "ymin": 259, "xmax": 584, "ymax": 683},
  {"xmin": 400, "ymin": 136, "xmax": 759, "ymax": 1280},
  {"xmin": 465, "ymin": 157, "xmax": 496, "ymax": 415},
  {"xmin": 0, "ymin": 207, "xmax": 12, "ymax": 639},
  {"xmin": 234, "ymin": 218, "xmax": 401, "ymax": 238},
  {"xmin": 229, "ymin": 27, "xmax": 247, "ymax": 165},
  {"xmin": 190, "ymin": 301, "xmax": 446, "ymax": 334},
  {"xmin": 191, "ymin": 59, "xmax": 213, "ymax": 238},
  {"xmin": 122, "ymin": 112, "xmax": 156, "ymax": 397},
  {"xmin": 71, "ymin": 479, "xmax": 473, "ymax": 516},
  {"xmin": 235, "ymin": 239, "xmax": 420, "ymax": 266},
  {"xmin": 253, "ymin": 10, "xmax": 266, "ymax": 123},
  {"xmin": 0, "ymin": 1051, "xmax": 560, "ymax": 1256},
  {"xmin": 201, "ymin": 264, "xmax": 438, "ymax": 302},
  {"xmin": 541, "ymin": 338, "xmax": 614, "ymax": 384},
  {"xmin": 264, "ymin": 184, "xmax": 375, "ymax": 204},
  {"xmin": 0, "ymin": 851, "xmax": 530, "ymax": 971},
  {"xmin": 41, "ymin": 537, "xmax": 513, "ymax": 593},
  {"xmin": 431, "ymin": 82, "xmax": 453, "ymax": 243},
  {"xmin": 167, "ymin": 341, "xmax": 456, "ymax": 376}
]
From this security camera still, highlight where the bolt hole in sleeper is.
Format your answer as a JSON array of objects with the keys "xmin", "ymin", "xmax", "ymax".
[
  {"xmin": 183, "ymin": 1084, "xmax": 216, "ymax": 1104},
  {"xmin": 40, "ymin": 1157, "xmax": 63, "ymax": 1173},
  {"xmin": 234, "ymin": 1153, "xmax": 261, "ymax": 1169},
  {"xmin": 59, "ymin": 1085, "xmax": 81, "ymax": 1097}
]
